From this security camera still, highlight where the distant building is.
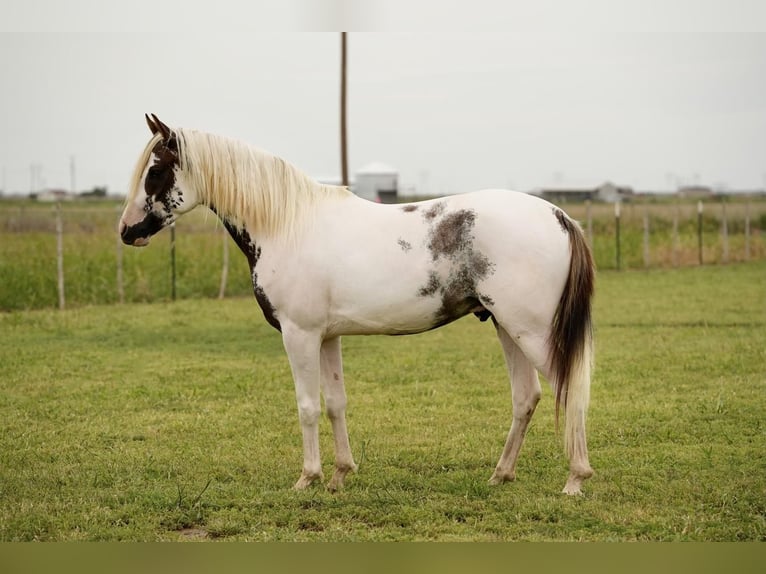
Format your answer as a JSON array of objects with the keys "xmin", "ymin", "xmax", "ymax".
[
  {"xmin": 354, "ymin": 162, "xmax": 398, "ymax": 203},
  {"xmin": 35, "ymin": 189, "xmax": 76, "ymax": 202},
  {"xmin": 537, "ymin": 182, "xmax": 633, "ymax": 204},
  {"xmin": 677, "ymin": 185, "xmax": 714, "ymax": 199}
]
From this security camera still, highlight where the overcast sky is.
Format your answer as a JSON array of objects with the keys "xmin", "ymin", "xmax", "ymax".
[{"xmin": 1, "ymin": 1, "xmax": 765, "ymax": 196}]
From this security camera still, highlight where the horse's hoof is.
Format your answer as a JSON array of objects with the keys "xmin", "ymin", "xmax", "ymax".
[
  {"xmin": 326, "ymin": 463, "xmax": 357, "ymax": 492},
  {"xmin": 293, "ymin": 472, "xmax": 322, "ymax": 490},
  {"xmin": 562, "ymin": 483, "xmax": 584, "ymax": 495},
  {"xmin": 488, "ymin": 470, "xmax": 515, "ymax": 485},
  {"xmin": 562, "ymin": 465, "xmax": 593, "ymax": 495}
]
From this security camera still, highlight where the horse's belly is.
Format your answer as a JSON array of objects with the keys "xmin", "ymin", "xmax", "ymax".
[{"xmin": 327, "ymin": 295, "xmax": 450, "ymax": 336}]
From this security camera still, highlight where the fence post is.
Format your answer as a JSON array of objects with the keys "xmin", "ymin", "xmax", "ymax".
[
  {"xmin": 672, "ymin": 201, "xmax": 680, "ymax": 267},
  {"xmin": 116, "ymin": 232, "xmax": 125, "ymax": 304},
  {"xmin": 218, "ymin": 225, "xmax": 230, "ymax": 299},
  {"xmin": 721, "ymin": 198, "xmax": 729, "ymax": 264},
  {"xmin": 615, "ymin": 201, "xmax": 621, "ymax": 271},
  {"xmin": 744, "ymin": 198, "xmax": 751, "ymax": 261},
  {"xmin": 170, "ymin": 222, "xmax": 177, "ymax": 301},
  {"xmin": 697, "ymin": 200, "xmax": 704, "ymax": 265},
  {"xmin": 585, "ymin": 199, "xmax": 593, "ymax": 246},
  {"xmin": 642, "ymin": 204, "xmax": 650, "ymax": 268},
  {"xmin": 55, "ymin": 202, "xmax": 65, "ymax": 310},
  {"xmin": 115, "ymin": 205, "xmax": 125, "ymax": 303}
]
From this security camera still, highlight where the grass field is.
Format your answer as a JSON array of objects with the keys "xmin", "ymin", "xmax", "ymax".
[{"xmin": 0, "ymin": 261, "xmax": 764, "ymax": 541}]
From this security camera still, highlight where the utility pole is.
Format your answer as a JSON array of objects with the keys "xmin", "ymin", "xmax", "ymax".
[{"xmin": 340, "ymin": 32, "xmax": 349, "ymax": 187}]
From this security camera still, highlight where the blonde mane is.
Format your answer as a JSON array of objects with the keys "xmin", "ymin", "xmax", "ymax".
[{"xmin": 128, "ymin": 128, "xmax": 351, "ymax": 239}]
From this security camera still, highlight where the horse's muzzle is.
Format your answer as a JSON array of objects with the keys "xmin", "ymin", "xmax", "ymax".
[{"xmin": 119, "ymin": 213, "xmax": 164, "ymax": 246}]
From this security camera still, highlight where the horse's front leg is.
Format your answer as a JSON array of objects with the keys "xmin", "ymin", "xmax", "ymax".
[
  {"xmin": 320, "ymin": 337, "xmax": 357, "ymax": 491},
  {"xmin": 282, "ymin": 325, "xmax": 323, "ymax": 490}
]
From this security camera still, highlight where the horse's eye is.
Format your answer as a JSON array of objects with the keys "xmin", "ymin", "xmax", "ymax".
[{"xmin": 146, "ymin": 169, "xmax": 160, "ymax": 180}]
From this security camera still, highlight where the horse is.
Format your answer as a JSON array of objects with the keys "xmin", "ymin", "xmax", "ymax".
[{"xmin": 119, "ymin": 114, "xmax": 595, "ymax": 495}]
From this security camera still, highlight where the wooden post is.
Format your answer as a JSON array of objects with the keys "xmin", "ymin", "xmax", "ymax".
[
  {"xmin": 671, "ymin": 201, "xmax": 680, "ymax": 267},
  {"xmin": 340, "ymin": 32, "xmax": 349, "ymax": 187},
  {"xmin": 170, "ymin": 222, "xmax": 177, "ymax": 301},
  {"xmin": 615, "ymin": 201, "xmax": 621, "ymax": 271},
  {"xmin": 218, "ymin": 225, "xmax": 229, "ymax": 299},
  {"xmin": 721, "ymin": 198, "xmax": 729, "ymax": 264},
  {"xmin": 697, "ymin": 200, "xmax": 704, "ymax": 266},
  {"xmin": 585, "ymin": 199, "xmax": 593, "ymax": 246},
  {"xmin": 744, "ymin": 198, "xmax": 751, "ymax": 261},
  {"xmin": 642, "ymin": 204, "xmax": 650, "ymax": 268},
  {"xmin": 116, "ymin": 205, "xmax": 125, "ymax": 303},
  {"xmin": 116, "ymin": 233, "xmax": 125, "ymax": 304},
  {"xmin": 55, "ymin": 202, "xmax": 65, "ymax": 310}
]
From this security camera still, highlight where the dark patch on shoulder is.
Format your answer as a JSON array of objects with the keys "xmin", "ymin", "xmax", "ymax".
[
  {"xmin": 397, "ymin": 238, "xmax": 412, "ymax": 252},
  {"xmin": 423, "ymin": 202, "xmax": 446, "ymax": 221},
  {"xmin": 401, "ymin": 204, "xmax": 418, "ymax": 213},
  {"xmin": 215, "ymin": 212, "xmax": 281, "ymax": 332},
  {"xmin": 253, "ymin": 281, "xmax": 280, "ymax": 332},
  {"xmin": 218, "ymin": 214, "xmax": 259, "ymax": 267}
]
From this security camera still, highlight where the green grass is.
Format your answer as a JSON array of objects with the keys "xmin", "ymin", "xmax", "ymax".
[{"xmin": 0, "ymin": 259, "xmax": 764, "ymax": 540}]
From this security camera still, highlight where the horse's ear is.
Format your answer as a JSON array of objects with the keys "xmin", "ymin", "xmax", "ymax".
[
  {"xmin": 150, "ymin": 114, "xmax": 172, "ymax": 141},
  {"xmin": 145, "ymin": 113, "xmax": 159, "ymax": 135}
]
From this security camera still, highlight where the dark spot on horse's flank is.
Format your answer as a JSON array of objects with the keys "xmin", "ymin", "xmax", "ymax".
[
  {"xmin": 418, "ymin": 271, "xmax": 441, "ymax": 297},
  {"xmin": 401, "ymin": 204, "xmax": 418, "ymax": 213},
  {"xmin": 423, "ymin": 202, "xmax": 446, "ymax": 221},
  {"xmin": 428, "ymin": 209, "xmax": 476, "ymax": 260},
  {"xmin": 397, "ymin": 238, "xmax": 412, "ymax": 252},
  {"xmin": 417, "ymin": 206, "xmax": 497, "ymax": 328}
]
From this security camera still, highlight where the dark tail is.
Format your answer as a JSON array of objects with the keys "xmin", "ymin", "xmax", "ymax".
[{"xmin": 548, "ymin": 210, "xmax": 595, "ymax": 456}]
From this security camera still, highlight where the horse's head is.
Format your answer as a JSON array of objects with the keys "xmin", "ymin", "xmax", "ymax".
[{"xmin": 119, "ymin": 114, "xmax": 199, "ymax": 246}]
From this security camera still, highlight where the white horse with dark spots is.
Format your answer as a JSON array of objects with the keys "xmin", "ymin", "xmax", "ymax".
[{"xmin": 119, "ymin": 114, "xmax": 596, "ymax": 494}]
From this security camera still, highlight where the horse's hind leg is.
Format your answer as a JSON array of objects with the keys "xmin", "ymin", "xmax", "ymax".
[
  {"xmin": 320, "ymin": 336, "xmax": 357, "ymax": 491},
  {"xmin": 489, "ymin": 324, "xmax": 542, "ymax": 485}
]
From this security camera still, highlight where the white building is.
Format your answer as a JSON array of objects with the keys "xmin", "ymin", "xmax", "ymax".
[{"xmin": 354, "ymin": 162, "xmax": 398, "ymax": 203}]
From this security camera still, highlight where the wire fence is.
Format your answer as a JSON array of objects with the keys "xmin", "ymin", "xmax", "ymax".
[{"xmin": 1, "ymin": 197, "xmax": 764, "ymax": 311}]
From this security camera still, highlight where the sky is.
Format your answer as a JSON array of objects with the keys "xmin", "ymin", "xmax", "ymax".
[{"xmin": 1, "ymin": 1, "xmax": 765, "ymax": 196}]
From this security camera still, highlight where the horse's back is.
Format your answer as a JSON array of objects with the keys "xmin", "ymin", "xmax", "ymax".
[{"xmin": 446, "ymin": 189, "xmax": 573, "ymax": 267}]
